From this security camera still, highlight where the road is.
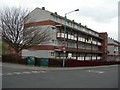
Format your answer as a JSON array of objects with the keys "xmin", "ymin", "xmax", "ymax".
[{"xmin": 2, "ymin": 65, "xmax": 119, "ymax": 88}]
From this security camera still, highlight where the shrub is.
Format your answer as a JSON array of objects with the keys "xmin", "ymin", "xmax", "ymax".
[{"xmin": 2, "ymin": 54, "xmax": 27, "ymax": 64}]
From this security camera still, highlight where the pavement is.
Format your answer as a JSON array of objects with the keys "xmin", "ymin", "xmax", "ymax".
[{"xmin": 1, "ymin": 62, "xmax": 119, "ymax": 71}]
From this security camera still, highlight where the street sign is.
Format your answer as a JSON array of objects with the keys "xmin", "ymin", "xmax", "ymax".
[
  {"xmin": 61, "ymin": 42, "xmax": 67, "ymax": 50},
  {"xmin": 62, "ymin": 47, "xmax": 66, "ymax": 50},
  {"xmin": 68, "ymin": 53, "xmax": 72, "ymax": 58},
  {"xmin": 63, "ymin": 51, "xmax": 66, "ymax": 53}
]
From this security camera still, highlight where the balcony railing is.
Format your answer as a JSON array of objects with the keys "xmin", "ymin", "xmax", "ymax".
[
  {"xmin": 97, "ymin": 56, "xmax": 101, "ymax": 60},
  {"xmin": 56, "ymin": 56, "xmax": 102, "ymax": 60},
  {"xmin": 98, "ymin": 42, "xmax": 102, "ymax": 46},
  {"xmin": 57, "ymin": 32, "xmax": 102, "ymax": 46},
  {"xmin": 85, "ymin": 57, "xmax": 91, "ymax": 60},
  {"xmin": 92, "ymin": 56, "xmax": 97, "ymax": 60},
  {"xmin": 77, "ymin": 57, "xmax": 84, "ymax": 61}
]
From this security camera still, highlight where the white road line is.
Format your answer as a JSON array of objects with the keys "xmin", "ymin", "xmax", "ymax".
[
  {"xmin": 40, "ymin": 71, "xmax": 46, "ymax": 73},
  {"xmin": 5, "ymin": 73, "xmax": 13, "ymax": 75},
  {"xmin": 31, "ymin": 71, "xmax": 40, "ymax": 73},
  {"xmin": 13, "ymin": 72, "xmax": 22, "ymax": 75},
  {"xmin": 31, "ymin": 71, "xmax": 47, "ymax": 73},
  {"xmin": 88, "ymin": 70, "xmax": 91, "ymax": 72},
  {"xmin": 3, "ymin": 71, "xmax": 47, "ymax": 76},
  {"xmin": 0, "ymin": 73, "xmax": 3, "ymax": 76},
  {"xmin": 98, "ymin": 71, "xmax": 104, "ymax": 73},
  {"xmin": 22, "ymin": 72, "xmax": 32, "ymax": 74},
  {"xmin": 87, "ymin": 70, "xmax": 104, "ymax": 74}
]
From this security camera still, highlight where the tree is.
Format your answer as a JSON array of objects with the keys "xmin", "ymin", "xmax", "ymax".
[{"xmin": 0, "ymin": 7, "xmax": 50, "ymax": 55}]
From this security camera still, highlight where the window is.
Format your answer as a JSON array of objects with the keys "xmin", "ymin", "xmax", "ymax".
[
  {"xmin": 54, "ymin": 16, "xmax": 58, "ymax": 22},
  {"xmin": 51, "ymin": 52, "xmax": 54, "ymax": 56},
  {"xmin": 66, "ymin": 21, "xmax": 69, "ymax": 26},
  {"xmin": 68, "ymin": 53, "xmax": 72, "ymax": 58}
]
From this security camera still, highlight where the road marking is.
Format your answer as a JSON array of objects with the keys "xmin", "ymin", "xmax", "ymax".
[
  {"xmin": 3, "ymin": 71, "xmax": 47, "ymax": 76},
  {"xmin": 40, "ymin": 71, "xmax": 46, "ymax": 73},
  {"xmin": 13, "ymin": 72, "xmax": 22, "ymax": 75},
  {"xmin": 5, "ymin": 73, "xmax": 13, "ymax": 75},
  {"xmin": 98, "ymin": 71, "xmax": 104, "ymax": 73},
  {"xmin": 31, "ymin": 71, "xmax": 40, "ymax": 73},
  {"xmin": 87, "ymin": 70, "xmax": 104, "ymax": 74},
  {"xmin": 0, "ymin": 73, "xmax": 3, "ymax": 76},
  {"xmin": 31, "ymin": 71, "xmax": 47, "ymax": 73},
  {"xmin": 22, "ymin": 72, "xmax": 32, "ymax": 74}
]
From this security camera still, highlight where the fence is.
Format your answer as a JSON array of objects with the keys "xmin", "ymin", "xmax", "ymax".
[
  {"xmin": 2, "ymin": 55, "xmax": 120, "ymax": 67},
  {"xmin": 65, "ymin": 60, "xmax": 120, "ymax": 67},
  {"xmin": 49, "ymin": 59, "xmax": 62, "ymax": 67},
  {"xmin": 2, "ymin": 55, "xmax": 63, "ymax": 67},
  {"xmin": 2, "ymin": 54, "xmax": 27, "ymax": 64}
]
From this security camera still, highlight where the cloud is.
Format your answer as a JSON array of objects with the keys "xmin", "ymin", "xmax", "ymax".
[
  {"xmin": 76, "ymin": 6, "xmax": 117, "ymax": 23},
  {"xmin": 42, "ymin": 0, "xmax": 118, "ymax": 24}
]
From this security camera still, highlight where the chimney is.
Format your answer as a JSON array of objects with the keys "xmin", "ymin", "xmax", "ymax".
[
  {"xmin": 79, "ymin": 23, "xmax": 81, "ymax": 25},
  {"xmin": 55, "ymin": 12, "xmax": 58, "ymax": 15},
  {"xmin": 42, "ymin": 7, "xmax": 45, "ymax": 10}
]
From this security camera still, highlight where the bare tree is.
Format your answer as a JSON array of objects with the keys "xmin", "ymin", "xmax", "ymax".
[{"xmin": 0, "ymin": 7, "xmax": 50, "ymax": 55}]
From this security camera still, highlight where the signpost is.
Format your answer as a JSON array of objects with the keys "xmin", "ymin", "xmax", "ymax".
[{"xmin": 62, "ymin": 42, "xmax": 66, "ymax": 67}]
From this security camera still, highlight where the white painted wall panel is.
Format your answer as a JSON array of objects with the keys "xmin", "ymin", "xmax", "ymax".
[
  {"xmin": 22, "ymin": 50, "xmax": 55, "ymax": 58},
  {"xmin": 25, "ymin": 8, "xmax": 50, "ymax": 23}
]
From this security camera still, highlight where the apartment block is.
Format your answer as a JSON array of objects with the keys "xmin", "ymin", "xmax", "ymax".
[
  {"xmin": 107, "ymin": 37, "xmax": 120, "ymax": 61},
  {"xmin": 22, "ymin": 7, "xmax": 113, "ymax": 61}
]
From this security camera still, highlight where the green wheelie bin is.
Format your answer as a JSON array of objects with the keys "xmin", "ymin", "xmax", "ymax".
[
  {"xmin": 26, "ymin": 56, "xmax": 36, "ymax": 66},
  {"xmin": 40, "ymin": 58, "xmax": 49, "ymax": 67}
]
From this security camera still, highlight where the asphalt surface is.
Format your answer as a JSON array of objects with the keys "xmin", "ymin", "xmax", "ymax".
[{"xmin": 2, "ymin": 65, "xmax": 119, "ymax": 88}]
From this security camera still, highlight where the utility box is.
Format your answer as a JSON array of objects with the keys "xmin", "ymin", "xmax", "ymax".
[
  {"xmin": 26, "ymin": 56, "xmax": 36, "ymax": 66},
  {"xmin": 40, "ymin": 58, "xmax": 49, "ymax": 67}
]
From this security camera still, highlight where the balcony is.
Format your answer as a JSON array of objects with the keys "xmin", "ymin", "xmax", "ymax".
[
  {"xmin": 68, "ymin": 34, "xmax": 71, "ymax": 39},
  {"xmin": 92, "ymin": 41, "xmax": 102, "ymax": 46},
  {"xmin": 78, "ymin": 37, "xmax": 85, "ymax": 42},
  {"xmin": 71, "ymin": 57, "xmax": 77, "ymax": 60},
  {"xmin": 57, "ymin": 33, "xmax": 61, "ymax": 38},
  {"xmin": 57, "ymin": 33, "xmax": 67, "ymax": 38},
  {"xmin": 98, "ymin": 42, "xmax": 102, "ymax": 46},
  {"xmin": 57, "ymin": 32, "xmax": 102, "ymax": 46},
  {"xmin": 77, "ymin": 57, "xmax": 84, "ymax": 61},
  {"xmin": 97, "ymin": 56, "xmax": 101, "ymax": 60},
  {"xmin": 92, "ymin": 41, "xmax": 97, "ymax": 45},
  {"xmin": 87, "ymin": 40, "xmax": 92, "ymax": 44},
  {"xmin": 85, "ymin": 57, "xmax": 91, "ymax": 60},
  {"xmin": 55, "ymin": 56, "xmax": 102, "ymax": 60},
  {"xmin": 92, "ymin": 56, "xmax": 96, "ymax": 60}
]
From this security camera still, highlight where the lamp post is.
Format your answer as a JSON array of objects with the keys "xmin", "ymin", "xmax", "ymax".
[{"xmin": 63, "ymin": 9, "xmax": 79, "ymax": 67}]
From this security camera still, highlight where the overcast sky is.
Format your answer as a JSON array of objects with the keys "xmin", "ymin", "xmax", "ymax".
[{"xmin": 0, "ymin": 0, "xmax": 119, "ymax": 40}]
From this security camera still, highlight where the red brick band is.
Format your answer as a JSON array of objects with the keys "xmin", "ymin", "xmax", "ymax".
[
  {"xmin": 24, "ymin": 20, "xmax": 61, "ymax": 28},
  {"xmin": 107, "ymin": 43, "xmax": 120, "ymax": 47},
  {"xmin": 107, "ymin": 55, "xmax": 120, "ymax": 57}
]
